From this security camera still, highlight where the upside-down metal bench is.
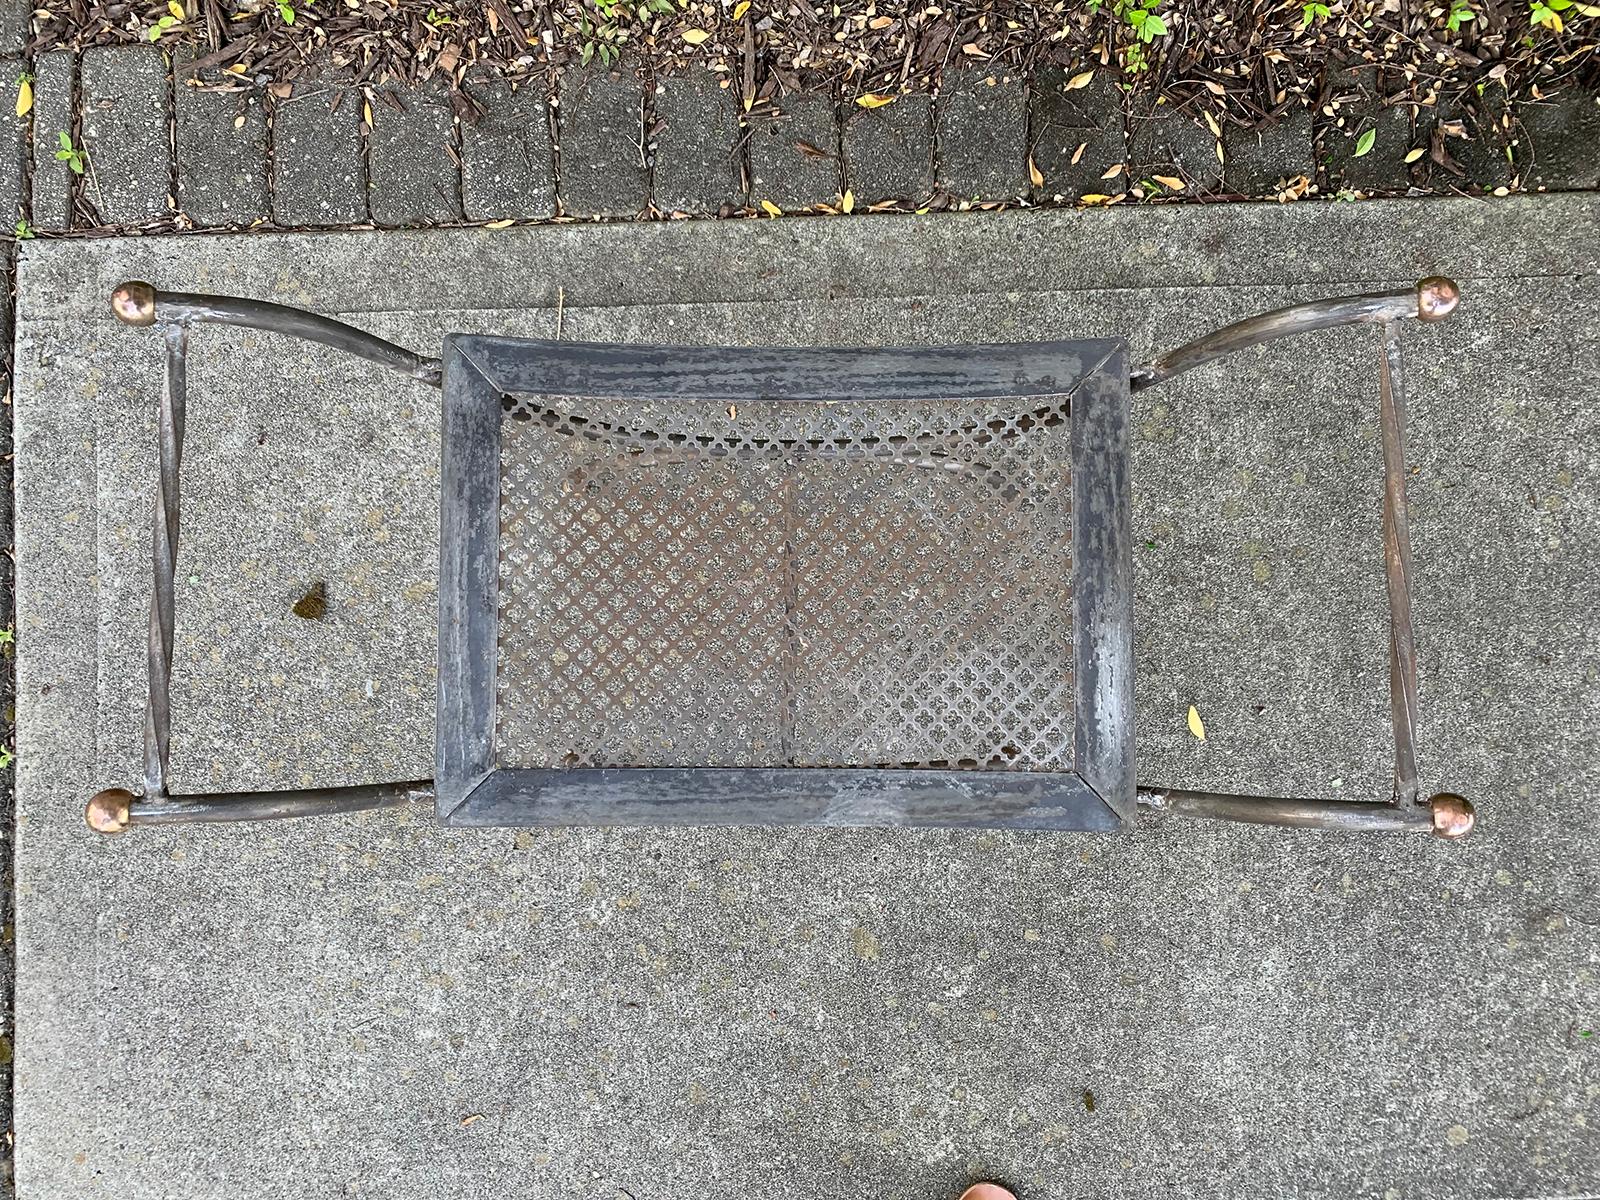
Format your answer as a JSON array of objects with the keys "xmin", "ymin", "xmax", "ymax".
[{"xmin": 86, "ymin": 276, "xmax": 1475, "ymax": 840}]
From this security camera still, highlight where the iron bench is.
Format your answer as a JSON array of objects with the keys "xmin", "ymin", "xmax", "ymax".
[{"xmin": 85, "ymin": 276, "xmax": 1474, "ymax": 840}]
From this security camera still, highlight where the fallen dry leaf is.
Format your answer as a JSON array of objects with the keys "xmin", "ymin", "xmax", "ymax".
[
  {"xmin": 1187, "ymin": 705, "xmax": 1206, "ymax": 741},
  {"xmin": 1152, "ymin": 174, "xmax": 1186, "ymax": 191},
  {"xmin": 733, "ymin": 0, "xmax": 750, "ymax": 17},
  {"xmin": 869, "ymin": 14, "xmax": 893, "ymax": 28},
  {"xmin": 484, "ymin": 218, "xmax": 515, "ymax": 229},
  {"xmin": 1100, "ymin": 162, "xmax": 1123, "ymax": 179},
  {"xmin": 840, "ymin": 188, "xmax": 854, "ymax": 213},
  {"xmin": 1404, "ymin": 147, "xmax": 1426, "ymax": 163},
  {"xmin": 759, "ymin": 199, "xmax": 782, "ymax": 216},
  {"xmin": 1071, "ymin": 141, "xmax": 1086, "ymax": 165},
  {"xmin": 680, "ymin": 28, "xmax": 710, "ymax": 45},
  {"xmin": 1066, "ymin": 70, "xmax": 1094, "ymax": 91},
  {"xmin": 1078, "ymin": 193, "xmax": 1111, "ymax": 205},
  {"xmin": 856, "ymin": 92, "xmax": 895, "ymax": 108},
  {"xmin": 15, "ymin": 78, "xmax": 31, "ymax": 119},
  {"xmin": 1028, "ymin": 156, "xmax": 1043, "ymax": 188}
]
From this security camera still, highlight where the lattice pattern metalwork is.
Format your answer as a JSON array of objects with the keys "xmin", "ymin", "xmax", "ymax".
[{"xmin": 495, "ymin": 391, "xmax": 1076, "ymax": 771}]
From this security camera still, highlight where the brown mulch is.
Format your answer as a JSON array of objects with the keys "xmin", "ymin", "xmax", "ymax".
[{"xmin": 25, "ymin": 0, "xmax": 1600, "ymax": 129}]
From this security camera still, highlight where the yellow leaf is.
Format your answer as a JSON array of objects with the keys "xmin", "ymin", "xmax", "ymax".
[
  {"xmin": 759, "ymin": 199, "xmax": 782, "ymax": 216},
  {"xmin": 733, "ymin": 0, "xmax": 750, "ymax": 16},
  {"xmin": 15, "ymin": 78, "xmax": 31, "ymax": 119},
  {"xmin": 1027, "ymin": 156, "xmax": 1043, "ymax": 188},
  {"xmin": 1078, "ymin": 193, "xmax": 1110, "ymax": 205},
  {"xmin": 1187, "ymin": 705, "xmax": 1206, "ymax": 741},
  {"xmin": 363, "ymin": 100, "xmax": 373, "ymax": 127},
  {"xmin": 840, "ymin": 188, "xmax": 854, "ymax": 213},
  {"xmin": 1404, "ymin": 146, "xmax": 1425, "ymax": 163},
  {"xmin": 168, "ymin": 0, "xmax": 185, "ymax": 20},
  {"xmin": 1202, "ymin": 110, "xmax": 1220, "ymax": 138},
  {"xmin": 1152, "ymin": 174, "xmax": 1186, "ymax": 191},
  {"xmin": 484, "ymin": 219, "xmax": 515, "ymax": 229},
  {"xmin": 226, "ymin": 63, "xmax": 248, "ymax": 74},
  {"xmin": 1066, "ymin": 70, "xmax": 1094, "ymax": 91},
  {"xmin": 681, "ymin": 28, "xmax": 711, "ymax": 44},
  {"xmin": 855, "ymin": 92, "xmax": 895, "ymax": 108}
]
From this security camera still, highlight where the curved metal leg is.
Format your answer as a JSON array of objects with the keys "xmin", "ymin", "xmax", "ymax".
[
  {"xmin": 88, "ymin": 284, "xmax": 443, "ymax": 834},
  {"xmin": 1133, "ymin": 276, "xmax": 1475, "ymax": 839}
]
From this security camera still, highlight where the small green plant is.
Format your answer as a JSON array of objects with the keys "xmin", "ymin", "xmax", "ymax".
[
  {"xmin": 1445, "ymin": 0, "xmax": 1476, "ymax": 31},
  {"xmin": 425, "ymin": 6, "xmax": 452, "ymax": 25},
  {"xmin": 0, "ymin": 748, "xmax": 12, "ymax": 770},
  {"xmin": 13, "ymin": 218, "xmax": 31, "ymax": 240},
  {"xmin": 1529, "ymin": 0, "xmax": 1572, "ymax": 29},
  {"xmin": 1120, "ymin": 0, "xmax": 1168, "ymax": 43},
  {"xmin": 277, "ymin": 0, "xmax": 296, "ymax": 25},
  {"xmin": 55, "ymin": 131, "xmax": 85, "ymax": 175},
  {"xmin": 145, "ymin": 1, "xmax": 185, "ymax": 41},
  {"xmin": 1301, "ymin": 2, "xmax": 1331, "ymax": 27},
  {"xmin": 0, "ymin": 628, "xmax": 13, "ymax": 644}
]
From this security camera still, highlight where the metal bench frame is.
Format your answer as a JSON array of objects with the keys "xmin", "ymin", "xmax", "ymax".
[{"xmin": 85, "ymin": 276, "xmax": 1474, "ymax": 840}]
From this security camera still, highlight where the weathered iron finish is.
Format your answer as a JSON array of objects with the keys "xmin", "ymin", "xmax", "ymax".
[
  {"xmin": 111, "ymin": 279, "xmax": 443, "ymax": 385},
  {"xmin": 89, "ymin": 276, "xmax": 1477, "ymax": 838},
  {"xmin": 437, "ymin": 335, "xmax": 1131, "ymax": 830},
  {"xmin": 1379, "ymin": 322, "xmax": 1422, "ymax": 808},
  {"xmin": 1130, "ymin": 277, "xmax": 1459, "ymax": 392},
  {"xmin": 94, "ymin": 281, "xmax": 446, "ymax": 831},
  {"xmin": 453, "ymin": 768, "xmax": 1124, "ymax": 831},
  {"xmin": 1136, "ymin": 788, "xmax": 1434, "ymax": 832},
  {"xmin": 144, "ymin": 323, "xmax": 187, "ymax": 801}
]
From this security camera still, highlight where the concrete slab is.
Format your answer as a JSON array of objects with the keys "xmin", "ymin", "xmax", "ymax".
[
  {"xmin": 843, "ymin": 94, "xmax": 934, "ymax": 206},
  {"xmin": 1128, "ymin": 98, "xmax": 1222, "ymax": 194},
  {"xmin": 748, "ymin": 86, "xmax": 839, "ymax": 212},
  {"xmin": 556, "ymin": 65, "xmax": 648, "ymax": 218},
  {"xmin": 459, "ymin": 74, "xmax": 557, "ymax": 221},
  {"xmin": 1223, "ymin": 107, "xmax": 1314, "ymax": 196},
  {"xmin": 651, "ymin": 66, "xmax": 742, "ymax": 214},
  {"xmin": 29, "ymin": 50, "xmax": 73, "ymax": 231},
  {"xmin": 79, "ymin": 45, "xmax": 171, "ymax": 225},
  {"xmin": 0, "ymin": 0, "xmax": 27, "ymax": 57},
  {"xmin": 1517, "ymin": 92, "xmax": 1600, "ymax": 191},
  {"xmin": 271, "ymin": 59, "xmax": 367, "ymax": 227},
  {"xmin": 1322, "ymin": 66, "xmax": 1413, "ymax": 196},
  {"xmin": 174, "ymin": 53, "xmax": 269, "ymax": 227},
  {"xmin": 935, "ymin": 65, "xmax": 1027, "ymax": 201},
  {"xmin": 1028, "ymin": 68, "xmax": 1126, "ymax": 203},
  {"xmin": 12, "ymin": 194, "xmax": 1600, "ymax": 1200},
  {"xmin": 368, "ymin": 78, "xmax": 463, "ymax": 227}
]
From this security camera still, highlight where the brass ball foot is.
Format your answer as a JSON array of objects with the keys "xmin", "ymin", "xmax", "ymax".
[{"xmin": 86, "ymin": 788, "xmax": 135, "ymax": 834}]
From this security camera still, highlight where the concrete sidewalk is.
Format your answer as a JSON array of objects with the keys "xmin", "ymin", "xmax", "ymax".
[{"xmin": 11, "ymin": 197, "xmax": 1600, "ymax": 1199}]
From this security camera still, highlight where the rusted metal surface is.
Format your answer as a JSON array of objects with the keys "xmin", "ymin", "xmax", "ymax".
[{"xmin": 495, "ymin": 389, "xmax": 1078, "ymax": 772}]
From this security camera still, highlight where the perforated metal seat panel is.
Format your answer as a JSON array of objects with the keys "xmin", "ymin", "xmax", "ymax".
[{"xmin": 436, "ymin": 337, "xmax": 1133, "ymax": 830}]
